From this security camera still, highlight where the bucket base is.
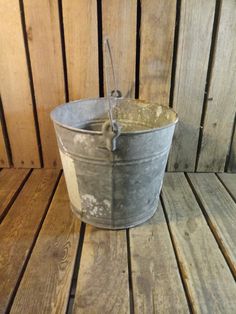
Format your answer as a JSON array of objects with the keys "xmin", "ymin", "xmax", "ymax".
[{"xmin": 70, "ymin": 202, "xmax": 158, "ymax": 230}]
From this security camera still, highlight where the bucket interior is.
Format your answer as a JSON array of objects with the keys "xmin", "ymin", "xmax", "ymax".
[{"xmin": 51, "ymin": 98, "xmax": 178, "ymax": 133}]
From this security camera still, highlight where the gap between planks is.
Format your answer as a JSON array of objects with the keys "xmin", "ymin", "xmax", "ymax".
[
  {"xmin": 0, "ymin": 168, "xmax": 32, "ymax": 223},
  {"xmin": 160, "ymin": 196, "xmax": 193, "ymax": 312},
  {"xmin": 216, "ymin": 173, "xmax": 236, "ymax": 202},
  {"xmin": 66, "ymin": 222, "xmax": 86, "ymax": 313}
]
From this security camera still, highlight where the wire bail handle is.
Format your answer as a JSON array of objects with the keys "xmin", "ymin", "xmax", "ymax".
[{"xmin": 103, "ymin": 37, "xmax": 122, "ymax": 151}]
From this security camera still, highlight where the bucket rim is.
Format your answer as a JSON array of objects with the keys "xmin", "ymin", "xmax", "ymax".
[{"xmin": 50, "ymin": 97, "xmax": 178, "ymax": 135}]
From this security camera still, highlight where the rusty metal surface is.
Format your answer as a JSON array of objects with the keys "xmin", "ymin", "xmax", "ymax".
[{"xmin": 51, "ymin": 98, "xmax": 178, "ymax": 229}]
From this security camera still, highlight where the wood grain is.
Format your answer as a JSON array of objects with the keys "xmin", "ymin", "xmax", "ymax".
[
  {"xmin": 188, "ymin": 173, "xmax": 236, "ymax": 276},
  {"xmin": 0, "ymin": 120, "xmax": 9, "ymax": 167},
  {"xmin": 130, "ymin": 204, "xmax": 188, "ymax": 313},
  {"xmin": 11, "ymin": 176, "xmax": 81, "ymax": 314},
  {"xmin": 162, "ymin": 173, "xmax": 236, "ymax": 313},
  {"xmin": 63, "ymin": 0, "xmax": 99, "ymax": 100},
  {"xmin": 139, "ymin": 0, "xmax": 176, "ymax": 104},
  {"xmin": 23, "ymin": 0, "xmax": 65, "ymax": 168},
  {"xmin": 0, "ymin": 169, "xmax": 60, "ymax": 313},
  {"xmin": 218, "ymin": 173, "xmax": 236, "ymax": 201},
  {"xmin": 102, "ymin": 0, "xmax": 137, "ymax": 98},
  {"xmin": 168, "ymin": 0, "xmax": 215, "ymax": 171},
  {"xmin": 197, "ymin": 0, "xmax": 236, "ymax": 172},
  {"xmin": 73, "ymin": 226, "xmax": 129, "ymax": 313},
  {"xmin": 0, "ymin": 0, "xmax": 40, "ymax": 168},
  {"xmin": 0, "ymin": 168, "xmax": 30, "ymax": 221}
]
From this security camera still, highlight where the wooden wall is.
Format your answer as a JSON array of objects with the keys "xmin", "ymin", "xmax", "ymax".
[{"xmin": 0, "ymin": 0, "xmax": 235, "ymax": 172}]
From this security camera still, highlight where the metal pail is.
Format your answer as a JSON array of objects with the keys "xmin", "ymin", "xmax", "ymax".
[{"xmin": 51, "ymin": 98, "xmax": 178, "ymax": 229}]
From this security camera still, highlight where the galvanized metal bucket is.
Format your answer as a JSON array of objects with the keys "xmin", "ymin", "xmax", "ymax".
[{"xmin": 51, "ymin": 98, "xmax": 178, "ymax": 229}]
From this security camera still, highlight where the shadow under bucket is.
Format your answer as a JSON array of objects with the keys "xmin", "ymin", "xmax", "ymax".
[{"xmin": 51, "ymin": 98, "xmax": 178, "ymax": 229}]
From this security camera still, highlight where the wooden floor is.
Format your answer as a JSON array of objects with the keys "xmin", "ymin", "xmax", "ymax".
[{"xmin": 0, "ymin": 169, "xmax": 235, "ymax": 314}]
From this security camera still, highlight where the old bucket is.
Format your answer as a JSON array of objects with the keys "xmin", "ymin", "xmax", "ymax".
[{"xmin": 51, "ymin": 98, "xmax": 178, "ymax": 229}]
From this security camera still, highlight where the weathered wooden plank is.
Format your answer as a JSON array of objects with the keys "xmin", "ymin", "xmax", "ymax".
[
  {"xmin": 218, "ymin": 173, "xmax": 236, "ymax": 201},
  {"xmin": 168, "ymin": 0, "xmax": 215, "ymax": 171},
  {"xmin": 73, "ymin": 226, "xmax": 129, "ymax": 313},
  {"xmin": 0, "ymin": 168, "xmax": 30, "ymax": 221},
  {"xmin": 103, "ymin": 0, "xmax": 137, "ymax": 97},
  {"xmin": 162, "ymin": 173, "xmax": 236, "ymax": 313},
  {"xmin": 11, "ymin": 176, "xmax": 81, "ymax": 313},
  {"xmin": 188, "ymin": 173, "xmax": 236, "ymax": 276},
  {"xmin": 228, "ymin": 123, "xmax": 236, "ymax": 172},
  {"xmin": 139, "ymin": 0, "xmax": 176, "ymax": 104},
  {"xmin": 23, "ymin": 0, "xmax": 65, "ymax": 168},
  {"xmin": 130, "ymin": 204, "xmax": 189, "ymax": 313},
  {"xmin": 0, "ymin": 169, "xmax": 60, "ymax": 313},
  {"xmin": 197, "ymin": 0, "xmax": 236, "ymax": 172},
  {"xmin": 0, "ymin": 0, "xmax": 40, "ymax": 168},
  {"xmin": 63, "ymin": 0, "xmax": 99, "ymax": 99},
  {"xmin": 0, "ymin": 120, "xmax": 9, "ymax": 167}
]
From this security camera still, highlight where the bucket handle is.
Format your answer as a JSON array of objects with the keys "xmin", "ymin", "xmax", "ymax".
[
  {"xmin": 102, "ymin": 120, "xmax": 121, "ymax": 152},
  {"xmin": 103, "ymin": 38, "xmax": 122, "ymax": 151}
]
